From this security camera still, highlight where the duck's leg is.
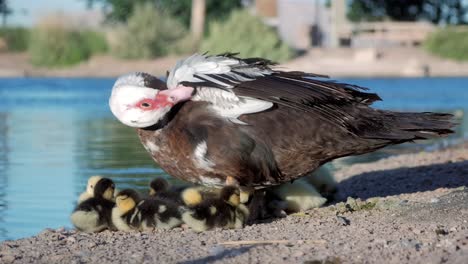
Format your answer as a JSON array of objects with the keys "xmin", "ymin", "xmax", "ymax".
[
  {"xmin": 239, "ymin": 186, "xmax": 254, "ymax": 204},
  {"xmin": 225, "ymin": 176, "xmax": 253, "ymax": 204},
  {"xmin": 225, "ymin": 176, "xmax": 238, "ymax": 186},
  {"xmin": 245, "ymin": 190, "xmax": 269, "ymax": 224}
]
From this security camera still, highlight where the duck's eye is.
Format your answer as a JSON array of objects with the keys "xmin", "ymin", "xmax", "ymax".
[{"xmin": 141, "ymin": 102, "xmax": 151, "ymax": 108}]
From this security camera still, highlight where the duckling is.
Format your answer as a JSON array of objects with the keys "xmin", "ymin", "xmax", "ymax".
[
  {"xmin": 148, "ymin": 178, "xmax": 184, "ymax": 205},
  {"xmin": 112, "ymin": 189, "xmax": 183, "ymax": 231},
  {"xmin": 138, "ymin": 197, "xmax": 183, "ymax": 230},
  {"xmin": 70, "ymin": 177, "xmax": 116, "ymax": 232},
  {"xmin": 304, "ymin": 166, "xmax": 338, "ymax": 200},
  {"xmin": 77, "ymin": 175, "xmax": 102, "ymax": 203},
  {"xmin": 112, "ymin": 189, "xmax": 141, "ymax": 231},
  {"xmin": 181, "ymin": 186, "xmax": 249, "ymax": 232},
  {"xmin": 268, "ymin": 178, "xmax": 327, "ymax": 214}
]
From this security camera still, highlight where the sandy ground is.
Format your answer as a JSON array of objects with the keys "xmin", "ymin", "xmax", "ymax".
[
  {"xmin": 1, "ymin": 143, "xmax": 467, "ymax": 264},
  {"xmin": 2, "ymin": 46, "xmax": 468, "ymax": 78}
]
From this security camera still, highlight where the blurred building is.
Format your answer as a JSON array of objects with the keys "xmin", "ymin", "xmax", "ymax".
[{"xmin": 253, "ymin": 0, "xmax": 435, "ymax": 50}]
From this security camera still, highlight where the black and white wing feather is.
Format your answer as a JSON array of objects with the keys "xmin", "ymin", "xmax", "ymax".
[
  {"xmin": 167, "ymin": 53, "xmax": 273, "ymax": 89},
  {"xmin": 167, "ymin": 53, "xmax": 275, "ymax": 124},
  {"xmin": 167, "ymin": 53, "xmax": 382, "ymax": 131}
]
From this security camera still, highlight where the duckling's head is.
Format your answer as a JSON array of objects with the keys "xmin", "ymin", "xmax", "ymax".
[
  {"xmin": 221, "ymin": 186, "xmax": 240, "ymax": 206},
  {"xmin": 181, "ymin": 188, "xmax": 203, "ymax": 206},
  {"xmin": 149, "ymin": 178, "xmax": 170, "ymax": 196},
  {"xmin": 115, "ymin": 189, "xmax": 140, "ymax": 214},
  {"xmin": 93, "ymin": 178, "xmax": 115, "ymax": 200},
  {"xmin": 86, "ymin": 175, "xmax": 103, "ymax": 195}
]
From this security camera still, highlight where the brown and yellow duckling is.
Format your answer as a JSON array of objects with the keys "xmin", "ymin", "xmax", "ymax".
[
  {"xmin": 70, "ymin": 177, "xmax": 116, "ymax": 232},
  {"xmin": 181, "ymin": 186, "xmax": 249, "ymax": 232}
]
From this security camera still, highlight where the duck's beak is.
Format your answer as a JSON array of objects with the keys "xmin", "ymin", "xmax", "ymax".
[{"xmin": 157, "ymin": 85, "xmax": 194, "ymax": 105}]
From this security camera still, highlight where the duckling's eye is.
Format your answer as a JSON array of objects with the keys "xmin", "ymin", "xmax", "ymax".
[{"xmin": 90, "ymin": 185, "xmax": 93, "ymax": 188}]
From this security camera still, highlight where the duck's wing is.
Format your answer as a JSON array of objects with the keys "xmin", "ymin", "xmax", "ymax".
[{"xmin": 166, "ymin": 53, "xmax": 381, "ymax": 130}]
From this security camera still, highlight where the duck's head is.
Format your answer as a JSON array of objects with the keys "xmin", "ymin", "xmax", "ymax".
[
  {"xmin": 93, "ymin": 178, "xmax": 115, "ymax": 201},
  {"xmin": 149, "ymin": 178, "xmax": 170, "ymax": 196},
  {"xmin": 109, "ymin": 72, "xmax": 193, "ymax": 128},
  {"xmin": 220, "ymin": 186, "xmax": 240, "ymax": 206},
  {"xmin": 115, "ymin": 189, "xmax": 141, "ymax": 214}
]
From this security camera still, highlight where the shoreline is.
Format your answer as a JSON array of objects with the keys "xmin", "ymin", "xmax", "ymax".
[
  {"xmin": 1, "ymin": 144, "xmax": 467, "ymax": 263},
  {"xmin": 3, "ymin": 47, "xmax": 468, "ymax": 78}
]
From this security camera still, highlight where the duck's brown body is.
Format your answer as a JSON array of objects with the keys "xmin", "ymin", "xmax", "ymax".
[
  {"xmin": 137, "ymin": 100, "xmax": 452, "ymax": 188},
  {"xmin": 109, "ymin": 55, "xmax": 454, "ymax": 189}
]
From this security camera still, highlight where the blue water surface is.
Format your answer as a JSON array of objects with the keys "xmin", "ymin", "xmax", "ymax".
[{"xmin": 0, "ymin": 77, "xmax": 466, "ymax": 241}]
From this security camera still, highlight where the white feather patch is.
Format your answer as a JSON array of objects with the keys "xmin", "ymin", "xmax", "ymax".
[
  {"xmin": 193, "ymin": 88, "xmax": 273, "ymax": 124},
  {"xmin": 144, "ymin": 140, "xmax": 160, "ymax": 154},
  {"xmin": 193, "ymin": 141, "xmax": 215, "ymax": 171},
  {"xmin": 198, "ymin": 176, "xmax": 222, "ymax": 187}
]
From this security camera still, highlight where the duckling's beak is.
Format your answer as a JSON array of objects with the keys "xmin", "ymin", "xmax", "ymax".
[{"xmin": 149, "ymin": 188, "xmax": 156, "ymax": 196}]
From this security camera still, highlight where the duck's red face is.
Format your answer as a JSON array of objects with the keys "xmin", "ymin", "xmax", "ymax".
[
  {"xmin": 133, "ymin": 93, "xmax": 173, "ymax": 111},
  {"xmin": 109, "ymin": 73, "xmax": 193, "ymax": 128}
]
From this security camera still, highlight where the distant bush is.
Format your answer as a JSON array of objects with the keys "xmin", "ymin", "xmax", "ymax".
[
  {"xmin": 80, "ymin": 30, "xmax": 108, "ymax": 55},
  {"xmin": 111, "ymin": 2, "xmax": 189, "ymax": 59},
  {"xmin": 424, "ymin": 27, "xmax": 468, "ymax": 61},
  {"xmin": 28, "ymin": 24, "xmax": 108, "ymax": 67},
  {"xmin": 0, "ymin": 27, "xmax": 30, "ymax": 52},
  {"xmin": 201, "ymin": 10, "xmax": 293, "ymax": 62}
]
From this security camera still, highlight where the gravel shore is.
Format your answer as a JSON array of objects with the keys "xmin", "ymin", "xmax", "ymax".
[{"xmin": 1, "ymin": 144, "xmax": 467, "ymax": 264}]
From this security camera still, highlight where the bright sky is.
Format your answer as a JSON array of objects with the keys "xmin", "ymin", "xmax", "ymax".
[{"xmin": 8, "ymin": 0, "xmax": 100, "ymax": 27}]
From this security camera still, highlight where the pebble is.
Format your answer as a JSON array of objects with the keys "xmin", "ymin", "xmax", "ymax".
[
  {"xmin": 336, "ymin": 215, "xmax": 350, "ymax": 226},
  {"xmin": 430, "ymin": 198, "xmax": 440, "ymax": 203},
  {"xmin": 209, "ymin": 245, "xmax": 225, "ymax": 255},
  {"xmin": 1, "ymin": 254, "xmax": 16, "ymax": 263}
]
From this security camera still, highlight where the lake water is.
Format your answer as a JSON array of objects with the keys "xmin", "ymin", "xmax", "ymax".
[{"xmin": 0, "ymin": 77, "xmax": 467, "ymax": 241}]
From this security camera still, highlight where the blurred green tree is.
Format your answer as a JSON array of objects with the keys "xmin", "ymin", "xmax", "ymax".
[
  {"xmin": 111, "ymin": 2, "xmax": 188, "ymax": 59},
  {"xmin": 84, "ymin": 0, "xmax": 241, "ymax": 27},
  {"xmin": 348, "ymin": 0, "xmax": 468, "ymax": 25},
  {"xmin": 201, "ymin": 10, "xmax": 293, "ymax": 62},
  {"xmin": 0, "ymin": 0, "xmax": 12, "ymax": 26}
]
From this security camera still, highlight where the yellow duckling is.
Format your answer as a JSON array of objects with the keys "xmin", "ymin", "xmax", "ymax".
[
  {"xmin": 112, "ymin": 189, "xmax": 183, "ymax": 231},
  {"xmin": 181, "ymin": 186, "xmax": 249, "ymax": 232},
  {"xmin": 70, "ymin": 177, "xmax": 116, "ymax": 232}
]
